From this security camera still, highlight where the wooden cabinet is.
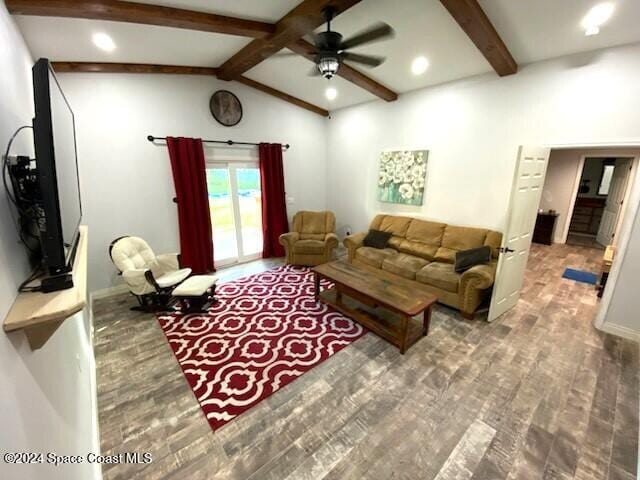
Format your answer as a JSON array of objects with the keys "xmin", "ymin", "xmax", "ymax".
[
  {"xmin": 569, "ymin": 197, "xmax": 605, "ymax": 235},
  {"xmin": 533, "ymin": 213, "xmax": 558, "ymax": 245}
]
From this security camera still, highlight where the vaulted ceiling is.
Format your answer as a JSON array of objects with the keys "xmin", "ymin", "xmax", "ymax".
[{"xmin": 10, "ymin": 0, "xmax": 640, "ymax": 112}]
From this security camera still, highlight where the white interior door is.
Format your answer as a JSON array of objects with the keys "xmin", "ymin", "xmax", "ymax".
[
  {"xmin": 488, "ymin": 146, "xmax": 550, "ymax": 322},
  {"xmin": 596, "ymin": 159, "xmax": 632, "ymax": 246}
]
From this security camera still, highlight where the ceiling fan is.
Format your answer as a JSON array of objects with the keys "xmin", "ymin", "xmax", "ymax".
[{"xmin": 278, "ymin": 7, "xmax": 395, "ymax": 80}]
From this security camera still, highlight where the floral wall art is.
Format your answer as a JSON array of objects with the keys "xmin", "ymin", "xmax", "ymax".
[{"xmin": 377, "ymin": 150, "xmax": 428, "ymax": 205}]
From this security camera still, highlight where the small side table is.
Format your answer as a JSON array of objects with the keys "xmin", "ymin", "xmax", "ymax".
[
  {"xmin": 598, "ymin": 245, "xmax": 615, "ymax": 298},
  {"xmin": 533, "ymin": 212, "xmax": 559, "ymax": 245}
]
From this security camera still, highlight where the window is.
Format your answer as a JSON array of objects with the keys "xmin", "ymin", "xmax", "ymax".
[{"xmin": 598, "ymin": 164, "xmax": 615, "ymax": 196}]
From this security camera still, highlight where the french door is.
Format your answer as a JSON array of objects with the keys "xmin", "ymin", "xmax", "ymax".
[
  {"xmin": 206, "ymin": 162, "xmax": 263, "ymax": 266},
  {"xmin": 489, "ymin": 146, "xmax": 550, "ymax": 322}
]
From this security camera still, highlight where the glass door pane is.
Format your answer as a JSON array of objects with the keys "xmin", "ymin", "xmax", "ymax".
[
  {"xmin": 235, "ymin": 167, "xmax": 263, "ymax": 257},
  {"xmin": 206, "ymin": 167, "xmax": 238, "ymax": 263}
]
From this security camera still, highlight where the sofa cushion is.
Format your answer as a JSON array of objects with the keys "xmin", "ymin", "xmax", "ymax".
[
  {"xmin": 441, "ymin": 225, "xmax": 488, "ymax": 251},
  {"xmin": 293, "ymin": 239, "xmax": 326, "ymax": 254},
  {"xmin": 299, "ymin": 211, "xmax": 329, "ymax": 234},
  {"xmin": 387, "ymin": 236, "xmax": 404, "ymax": 250},
  {"xmin": 417, "ymin": 262, "xmax": 461, "ymax": 293},
  {"xmin": 406, "ymin": 219, "xmax": 446, "ymax": 245},
  {"xmin": 300, "ymin": 233, "xmax": 325, "ymax": 241},
  {"xmin": 434, "ymin": 247, "xmax": 457, "ymax": 264},
  {"xmin": 292, "ymin": 211, "xmax": 335, "ymax": 238},
  {"xmin": 381, "ymin": 253, "xmax": 429, "ymax": 280},
  {"xmin": 355, "ymin": 246, "xmax": 397, "ymax": 268},
  {"xmin": 397, "ymin": 240, "xmax": 438, "ymax": 261},
  {"xmin": 370, "ymin": 214, "xmax": 412, "ymax": 237}
]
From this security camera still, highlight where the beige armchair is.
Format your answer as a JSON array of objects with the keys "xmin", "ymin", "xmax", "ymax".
[{"xmin": 279, "ymin": 211, "xmax": 338, "ymax": 266}]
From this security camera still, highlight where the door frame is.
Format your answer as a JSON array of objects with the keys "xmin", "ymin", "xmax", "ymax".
[
  {"xmin": 559, "ymin": 154, "xmax": 637, "ymax": 245},
  {"xmin": 537, "ymin": 141, "xmax": 640, "ymax": 340},
  {"xmin": 206, "ymin": 157, "xmax": 263, "ymax": 268}
]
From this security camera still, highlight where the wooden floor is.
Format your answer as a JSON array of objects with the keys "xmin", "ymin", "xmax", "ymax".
[
  {"xmin": 92, "ymin": 244, "xmax": 638, "ymax": 480},
  {"xmin": 566, "ymin": 233, "xmax": 605, "ymax": 250}
]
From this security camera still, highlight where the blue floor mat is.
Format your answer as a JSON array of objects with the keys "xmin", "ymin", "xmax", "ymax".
[{"xmin": 563, "ymin": 268, "xmax": 598, "ymax": 285}]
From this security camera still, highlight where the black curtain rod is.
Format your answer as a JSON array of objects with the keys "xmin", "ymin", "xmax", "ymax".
[{"xmin": 147, "ymin": 135, "xmax": 290, "ymax": 150}]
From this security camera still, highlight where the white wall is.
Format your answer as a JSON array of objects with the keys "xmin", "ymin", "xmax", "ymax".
[
  {"xmin": 326, "ymin": 43, "xmax": 640, "ymax": 235},
  {"xmin": 0, "ymin": 4, "xmax": 100, "ymax": 480},
  {"xmin": 55, "ymin": 73, "xmax": 328, "ymax": 292},
  {"xmin": 540, "ymin": 148, "xmax": 640, "ymax": 243},
  {"xmin": 597, "ymin": 180, "xmax": 640, "ymax": 340}
]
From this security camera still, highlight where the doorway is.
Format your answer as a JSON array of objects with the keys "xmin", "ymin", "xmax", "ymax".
[
  {"xmin": 566, "ymin": 157, "xmax": 633, "ymax": 248},
  {"xmin": 205, "ymin": 162, "xmax": 263, "ymax": 267},
  {"xmin": 489, "ymin": 145, "xmax": 640, "ymax": 323}
]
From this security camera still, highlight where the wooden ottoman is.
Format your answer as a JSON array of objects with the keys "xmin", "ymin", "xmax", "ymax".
[{"xmin": 172, "ymin": 275, "xmax": 217, "ymax": 313}]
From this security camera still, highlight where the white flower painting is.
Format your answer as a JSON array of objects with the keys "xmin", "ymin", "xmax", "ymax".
[{"xmin": 377, "ymin": 150, "xmax": 428, "ymax": 205}]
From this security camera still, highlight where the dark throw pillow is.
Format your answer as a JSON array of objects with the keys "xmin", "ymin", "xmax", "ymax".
[
  {"xmin": 363, "ymin": 229, "xmax": 392, "ymax": 249},
  {"xmin": 454, "ymin": 246, "xmax": 491, "ymax": 273}
]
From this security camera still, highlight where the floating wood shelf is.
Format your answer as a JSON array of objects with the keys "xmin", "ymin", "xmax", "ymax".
[{"xmin": 3, "ymin": 226, "xmax": 88, "ymax": 350}]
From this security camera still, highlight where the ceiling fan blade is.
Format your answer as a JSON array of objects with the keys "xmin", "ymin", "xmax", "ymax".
[
  {"xmin": 340, "ymin": 22, "xmax": 394, "ymax": 50},
  {"xmin": 341, "ymin": 52, "xmax": 385, "ymax": 67},
  {"xmin": 307, "ymin": 65, "xmax": 321, "ymax": 77}
]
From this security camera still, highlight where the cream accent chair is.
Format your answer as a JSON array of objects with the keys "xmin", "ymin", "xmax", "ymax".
[
  {"xmin": 109, "ymin": 236, "xmax": 192, "ymax": 310},
  {"xmin": 279, "ymin": 211, "xmax": 339, "ymax": 266}
]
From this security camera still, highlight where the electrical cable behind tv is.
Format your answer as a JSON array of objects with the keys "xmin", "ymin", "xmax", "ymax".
[
  {"xmin": 2, "ymin": 124, "xmax": 46, "ymax": 292},
  {"xmin": 2, "ymin": 125, "xmax": 41, "ymax": 255}
]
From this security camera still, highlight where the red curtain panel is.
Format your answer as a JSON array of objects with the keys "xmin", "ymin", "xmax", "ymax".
[
  {"xmin": 167, "ymin": 137, "xmax": 215, "ymax": 273},
  {"xmin": 259, "ymin": 143, "xmax": 289, "ymax": 258}
]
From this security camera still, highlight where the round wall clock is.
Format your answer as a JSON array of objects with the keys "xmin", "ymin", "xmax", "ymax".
[{"xmin": 210, "ymin": 90, "xmax": 242, "ymax": 127}]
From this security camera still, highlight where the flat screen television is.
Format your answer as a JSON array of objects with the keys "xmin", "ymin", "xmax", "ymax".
[{"xmin": 31, "ymin": 58, "xmax": 82, "ymax": 282}]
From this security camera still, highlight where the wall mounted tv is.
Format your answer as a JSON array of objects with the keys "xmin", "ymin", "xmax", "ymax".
[{"xmin": 31, "ymin": 58, "xmax": 82, "ymax": 291}]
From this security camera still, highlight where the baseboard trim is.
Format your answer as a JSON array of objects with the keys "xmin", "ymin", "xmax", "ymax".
[
  {"xmin": 90, "ymin": 284, "xmax": 129, "ymax": 301},
  {"xmin": 597, "ymin": 321, "xmax": 640, "ymax": 342}
]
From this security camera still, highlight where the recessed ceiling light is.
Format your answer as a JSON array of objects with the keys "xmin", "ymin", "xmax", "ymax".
[
  {"xmin": 325, "ymin": 87, "xmax": 337, "ymax": 101},
  {"xmin": 581, "ymin": 3, "xmax": 614, "ymax": 36},
  {"xmin": 411, "ymin": 56, "xmax": 429, "ymax": 75},
  {"xmin": 92, "ymin": 32, "xmax": 116, "ymax": 52},
  {"xmin": 585, "ymin": 26, "xmax": 600, "ymax": 36}
]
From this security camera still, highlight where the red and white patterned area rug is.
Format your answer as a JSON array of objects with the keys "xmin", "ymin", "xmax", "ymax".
[{"xmin": 157, "ymin": 265, "xmax": 367, "ymax": 432}]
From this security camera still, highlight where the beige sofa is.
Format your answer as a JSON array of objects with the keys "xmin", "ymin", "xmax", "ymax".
[{"xmin": 344, "ymin": 214, "xmax": 502, "ymax": 319}]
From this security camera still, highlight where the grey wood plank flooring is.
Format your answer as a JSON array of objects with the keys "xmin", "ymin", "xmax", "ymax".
[{"xmin": 92, "ymin": 245, "xmax": 638, "ymax": 480}]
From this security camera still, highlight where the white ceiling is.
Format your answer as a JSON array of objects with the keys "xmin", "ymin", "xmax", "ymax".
[
  {"xmin": 13, "ymin": 0, "xmax": 640, "ymax": 111},
  {"xmin": 129, "ymin": 0, "xmax": 299, "ymax": 22}
]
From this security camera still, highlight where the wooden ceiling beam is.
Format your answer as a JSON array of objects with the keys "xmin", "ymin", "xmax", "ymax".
[
  {"xmin": 50, "ymin": 62, "xmax": 328, "ymax": 117},
  {"xmin": 5, "ymin": 0, "xmax": 275, "ymax": 38},
  {"xmin": 216, "ymin": 0, "xmax": 362, "ymax": 80},
  {"xmin": 439, "ymin": 0, "xmax": 517, "ymax": 76},
  {"xmin": 235, "ymin": 77, "xmax": 328, "ymax": 117},
  {"xmin": 51, "ymin": 62, "xmax": 219, "ymax": 75},
  {"xmin": 288, "ymin": 39, "xmax": 398, "ymax": 102}
]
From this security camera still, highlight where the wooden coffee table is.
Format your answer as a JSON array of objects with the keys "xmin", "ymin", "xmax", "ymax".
[{"xmin": 313, "ymin": 261, "xmax": 437, "ymax": 354}]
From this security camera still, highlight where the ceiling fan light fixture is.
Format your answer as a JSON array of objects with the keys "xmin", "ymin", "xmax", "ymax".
[
  {"xmin": 318, "ymin": 57, "xmax": 340, "ymax": 79},
  {"xmin": 325, "ymin": 87, "xmax": 337, "ymax": 101}
]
